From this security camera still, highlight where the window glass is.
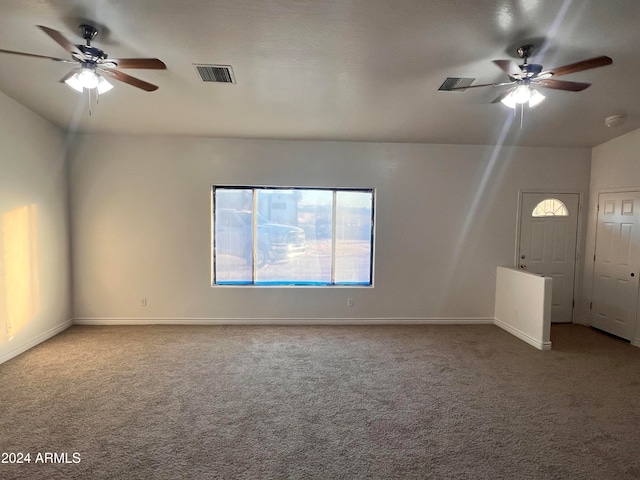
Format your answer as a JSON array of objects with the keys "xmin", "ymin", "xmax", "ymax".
[
  {"xmin": 532, "ymin": 198, "xmax": 569, "ymax": 217},
  {"xmin": 213, "ymin": 189, "xmax": 253, "ymax": 284},
  {"xmin": 213, "ymin": 187, "xmax": 374, "ymax": 286},
  {"xmin": 334, "ymin": 190, "xmax": 373, "ymax": 284}
]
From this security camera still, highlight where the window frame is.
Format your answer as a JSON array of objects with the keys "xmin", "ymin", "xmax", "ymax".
[{"xmin": 211, "ymin": 185, "xmax": 375, "ymax": 287}]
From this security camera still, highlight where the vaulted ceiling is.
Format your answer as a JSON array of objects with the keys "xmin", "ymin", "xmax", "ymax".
[{"xmin": 0, "ymin": 0, "xmax": 638, "ymax": 147}]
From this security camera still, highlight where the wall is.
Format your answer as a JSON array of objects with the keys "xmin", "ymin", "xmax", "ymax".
[
  {"xmin": 0, "ymin": 92, "xmax": 71, "ymax": 363},
  {"xmin": 68, "ymin": 134, "xmax": 591, "ymax": 324},
  {"xmin": 580, "ymin": 127, "xmax": 640, "ymax": 335},
  {"xmin": 494, "ymin": 267, "xmax": 552, "ymax": 350}
]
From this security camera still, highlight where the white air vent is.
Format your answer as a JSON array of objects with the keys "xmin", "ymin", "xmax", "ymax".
[
  {"xmin": 194, "ymin": 64, "xmax": 236, "ymax": 83},
  {"xmin": 438, "ymin": 77, "xmax": 475, "ymax": 92}
]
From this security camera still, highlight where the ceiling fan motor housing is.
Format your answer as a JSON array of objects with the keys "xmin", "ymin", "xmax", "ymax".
[
  {"xmin": 77, "ymin": 44, "xmax": 107, "ymax": 62},
  {"xmin": 521, "ymin": 63, "xmax": 543, "ymax": 77}
]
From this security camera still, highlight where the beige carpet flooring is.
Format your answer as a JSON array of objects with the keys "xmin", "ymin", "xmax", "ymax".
[{"xmin": 1, "ymin": 323, "xmax": 640, "ymax": 479}]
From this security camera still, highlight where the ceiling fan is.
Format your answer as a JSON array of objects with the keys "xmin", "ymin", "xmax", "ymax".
[
  {"xmin": 448, "ymin": 44, "xmax": 612, "ymax": 108},
  {"xmin": 0, "ymin": 24, "xmax": 166, "ymax": 93}
]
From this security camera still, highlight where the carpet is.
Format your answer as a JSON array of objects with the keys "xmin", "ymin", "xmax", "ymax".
[{"xmin": 1, "ymin": 323, "xmax": 639, "ymax": 479}]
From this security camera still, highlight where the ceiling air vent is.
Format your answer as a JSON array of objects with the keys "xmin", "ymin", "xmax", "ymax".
[
  {"xmin": 194, "ymin": 64, "xmax": 236, "ymax": 83},
  {"xmin": 438, "ymin": 77, "xmax": 475, "ymax": 92}
]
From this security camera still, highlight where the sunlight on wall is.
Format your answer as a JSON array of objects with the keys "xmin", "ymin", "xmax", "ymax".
[{"xmin": 0, "ymin": 205, "xmax": 39, "ymax": 343}]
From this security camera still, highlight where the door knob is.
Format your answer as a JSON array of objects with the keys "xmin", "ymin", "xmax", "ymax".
[{"xmin": 632, "ymin": 272, "xmax": 635, "ymax": 277}]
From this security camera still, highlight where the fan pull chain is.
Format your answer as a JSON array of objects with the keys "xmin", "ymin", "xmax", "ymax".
[{"xmin": 86, "ymin": 87, "xmax": 101, "ymax": 116}]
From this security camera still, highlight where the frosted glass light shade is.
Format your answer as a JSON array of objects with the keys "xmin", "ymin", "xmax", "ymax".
[
  {"xmin": 64, "ymin": 73, "xmax": 84, "ymax": 92},
  {"xmin": 528, "ymin": 89, "xmax": 545, "ymax": 108},
  {"xmin": 77, "ymin": 69, "xmax": 99, "ymax": 89},
  {"xmin": 513, "ymin": 85, "xmax": 531, "ymax": 104},
  {"xmin": 97, "ymin": 76, "xmax": 113, "ymax": 94},
  {"xmin": 501, "ymin": 92, "xmax": 517, "ymax": 109},
  {"xmin": 65, "ymin": 69, "xmax": 113, "ymax": 94},
  {"xmin": 501, "ymin": 86, "xmax": 545, "ymax": 109}
]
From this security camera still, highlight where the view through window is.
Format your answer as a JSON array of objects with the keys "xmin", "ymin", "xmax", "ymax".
[{"xmin": 212, "ymin": 187, "xmax": 374, "ymax": 285}]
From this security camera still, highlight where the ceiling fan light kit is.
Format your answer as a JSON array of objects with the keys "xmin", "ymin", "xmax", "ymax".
[
  {"xmin": 501, "ymin": 85, "xmax": 545, "ymax": 109},
  {"xmin": 64, "ymin": 66, "xmax": 114, "ymax": 94}
]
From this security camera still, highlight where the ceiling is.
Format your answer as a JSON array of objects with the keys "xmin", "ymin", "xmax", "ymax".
[{"xmin": 0, "ymin": 0, "xmax": 638, "ymax": 148}]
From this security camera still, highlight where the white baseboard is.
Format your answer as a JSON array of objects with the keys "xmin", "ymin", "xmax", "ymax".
[
  {"xmin": 0, "ymin": 319, "xmax": 73, "ymax": 365},
  {"xmin": 73, "ymin": 317, "xmax": 494, "ymax": 326},
  {"xmin": 573, "ymin": 317, "xmax": 591, "ymax": 327},
  {"xmin": 494, "ymin": 318, "xmax": 551, "ymax": 351},
  {"xmin": 632, "ymin": 338, "xmax": 640, "ymax": 348}
]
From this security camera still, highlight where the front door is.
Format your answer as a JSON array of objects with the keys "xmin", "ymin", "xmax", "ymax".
[
  {"xmin": 591, "ymin": 192, "xmax": 640, "ymax": 340},
  {"xmin": 518, "ymin": 193, "xmax": 580, "ymax": 323}
]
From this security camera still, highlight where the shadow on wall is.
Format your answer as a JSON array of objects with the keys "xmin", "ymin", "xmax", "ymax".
[{"xmin": 0, "ymin": 205, "xmax": 39, "ymax": 344}]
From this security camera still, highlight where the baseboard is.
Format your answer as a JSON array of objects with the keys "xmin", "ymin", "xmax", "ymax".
[
  {"xmin": 73, "ymin": 317, "xmax": 494, "ymax": 326},
  {"xmin": 493, "ymin": 318, "xmax": 551, "ymax": 351},
  {"xmin": 572, "ymin": 317, "xmax": 591, "ymax": 327},
  {"xmin": 0, "ymin": 319, "xmax": 73, "ymax": 365},
  {"xmin": 632, "ymin": 338, "xmax": 640, "ymax": 348}
]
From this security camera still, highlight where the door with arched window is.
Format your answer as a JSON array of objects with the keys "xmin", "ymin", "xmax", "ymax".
[{"xmin": 518, "ymin": 193, "xmax": 580, "ymax": 323}]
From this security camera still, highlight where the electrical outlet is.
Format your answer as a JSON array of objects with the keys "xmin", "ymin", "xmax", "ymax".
[{"xmin": 347, "ymin": 298, "xmax": 354, "ymax": 307}]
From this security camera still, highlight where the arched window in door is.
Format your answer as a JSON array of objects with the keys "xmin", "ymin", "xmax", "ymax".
[{"xmin": 532, "ymin": 198, "xmax": 569, "ymax": 217}]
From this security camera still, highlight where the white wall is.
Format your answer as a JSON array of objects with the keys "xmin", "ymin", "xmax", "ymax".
[
  {"xmin": 68, "ymin": 134, "xmax": 590, "ymax": 324},
  {"xmin": 580, "ymin": 127, "xmax": 640, "ymax": 330},
  {"xmin": 0, "ymin": 92, "xmax": 71, "ymax": 362},
  {"xmin": 494, "ymin": 267, "xmax": 552, "ymax": 350}
]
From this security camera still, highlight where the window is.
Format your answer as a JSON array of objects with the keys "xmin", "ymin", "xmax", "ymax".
[
  {"xmin": 532, "ymin": 198, "xmax": 569, "ymax": 217},
  {"xmin": 212, "ymin": 186, "xmax": 374, "ymax": 286}
]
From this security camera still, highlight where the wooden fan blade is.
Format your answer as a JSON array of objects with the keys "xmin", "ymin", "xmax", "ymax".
[
  {"xmin": 0, "ymin": 48, "xmax": 70, "ymax": 62},
  {"xmin": 36, "ymin": 25, "xmax": 82, "ymax": 56},
  {"xmin": 99, "ymin": 68, "xmax": 159, "ymax": 91},
  {"xmin": 106, "ymin": 58, "xmax": 166, "ymax": 69},
  {"xmin": 449, "ymin": 81, "xmax": 515, "ymax": 91},
  {"xmin": 493, "ymin": 60, "xmax": 523, "ymax": 78},
  {"xmin": 535, "ymin": 78, "xmax": 591, "ymax": 91},
  {"xmin": 540, "ymin": 56, "xmax": 612, "ymax": 78},
  {"xmin": 491, "ymin": 87, "xmax": 516, "ymax": 103}
]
